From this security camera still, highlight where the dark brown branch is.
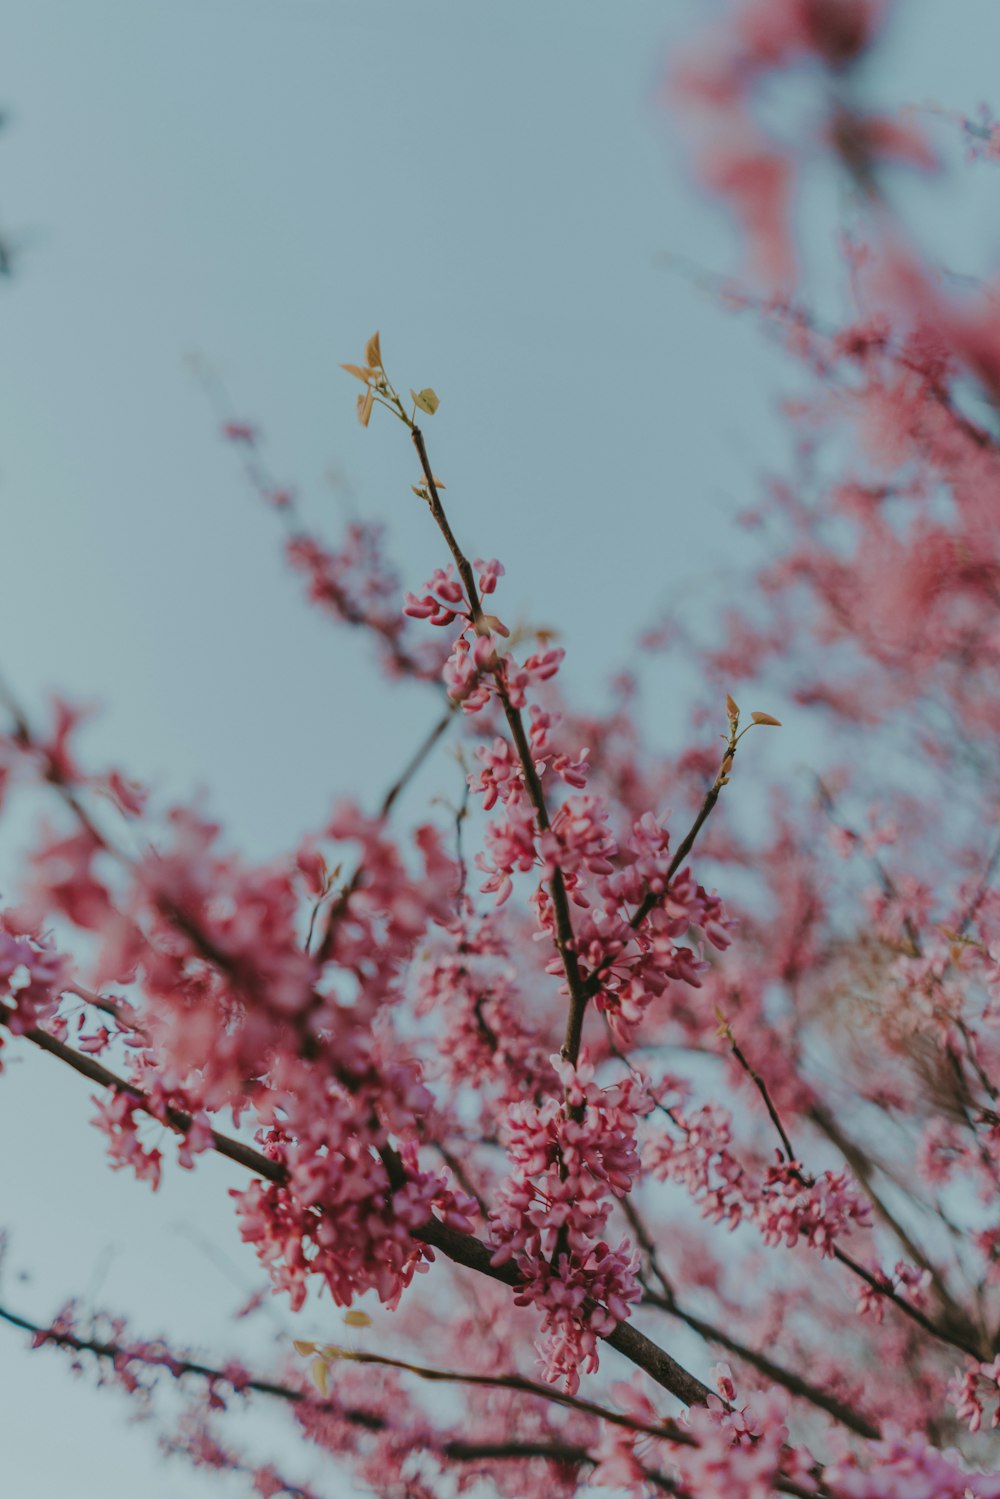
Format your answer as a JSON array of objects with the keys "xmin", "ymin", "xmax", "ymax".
[
  {"xmin": 4, "ymin": 1299, "xmax": 829, "ymax": 1495},
  {"xmin": 316, "ymin": 1343, "xmax": 695, "ymax": 1445},
  {"xmin": 830, "ymin": 1244, "xmax": 984, "ymax": 1361},
  {"xmin": 725, "ymin": 1025, "xmax": 797, "ymax": 1164},
  {"xmin": 808, "ymin": 1102, "xmax": 975, "ymax": 1342},
  {"xmin": 443, "ymin": 1439, "xmax": 589, "ymax": 1465},
  {"xmin": 581, "ymin": 736, "xmax": 737, "ymax": 1005},
  {"xmin": 378, "ymin": 703, "xmax": 455, "ymax": 819},
  {"xmin": 0, "ymin": 1006, "xmax": 716, "ymax": 1409},
  {"xmin": 403, "ymin": 1212, "xmax": 716, "ymax": 1407},
  {"xmin": 721, "ymin": 1010, "xmax": 986, "ymax": 1362},
  {"xmin": 312, "ymin": 702, "xmax": 455, "ymax": 961},
  {"xmin": 432, "ymin": 1140, "xmax": 489, "ymax": 1220},
  {"xmin": 0, "ymin": 1000, "xmax": 279, "ymax": 1181},
  {"xmin": 642, "ymin": 1289, "xmax": 880, "ymax": 1440},
  {"xmin": 621, "ymin": 1196, "xmax": 881, "ymax": 1440},
  {"xmin": 410, "ymin": 424, "xmax": 590, "ymax": 1068}
]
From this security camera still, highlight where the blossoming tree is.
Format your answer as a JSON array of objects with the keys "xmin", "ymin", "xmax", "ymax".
[{"xmin": 5, "ymin": 1, "xmax": 1000, "ymax": 1494}]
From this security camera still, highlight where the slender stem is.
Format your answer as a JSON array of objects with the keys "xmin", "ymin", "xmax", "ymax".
[
  {"xmin": 378, "ymin": 703, "xmax": 455, "ymax": 819},
  {"xmin": 726, "ymin": 1031, "xmax": 798, "ymax": 1165},
  {"xmin": 198, "ymin": 369, "xmax": 430, "ymax": 680},
  {"xmin": 316, "ymin": 1344, "xmax": 695, "ymax": 1445},
  {"xmin": 0, "ymin": 1303, "xmax": 590, "ymax": 1469},
  {"xmin": 410, "ymin": 424, "xmax": 589, "ymax": 1065},
  {"xmin": 311, "ymin": 702, "xmax": 455, "ymax": 962},
  {"xmin": 723, "ymin": 1015, "xmax": 986, "ymax": 1362},
  {"xmin": 0, "ymin": 1001, "xmax": 280, "ymax": 1180},
  {"xmin": 13, "ymin": 1299, "xmax": 826, "ymax": 1493},
  {"xmin": 582, "ymin": 736, "xmax": 736, "ymax": 1004},
  {"xmin": 809, "ymin": 1103, "xmax": 971, "ymax": 1331},
  {"xmin": 621, "ymin": 1196, "xmax": 881, "ymax": 1440},
  {"xmin": 432, "ymin": 1140, "xmax": 488, "ymax": 1219},
  {"xmin": 830, "ymin": 1244, "xmax": 984, "ymax": 1361},
  {"xmin": 644, "ymin": 1289, "xmax": 881, "ymax": 1440}
]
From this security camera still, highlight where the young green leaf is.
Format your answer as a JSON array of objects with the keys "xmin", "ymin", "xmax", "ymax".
[
  {"xmin": 411, "ymin": 387, "xmax": 440, "ymax": 415},
  {"xmin": 310, "ymin": 1356, "xmax": 330, "ymax": 1396}
]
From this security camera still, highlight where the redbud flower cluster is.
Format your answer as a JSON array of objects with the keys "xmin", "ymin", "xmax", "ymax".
[{"xmin": 488, "ymin": 1054, "xmax": 650, "ymax": 1391}]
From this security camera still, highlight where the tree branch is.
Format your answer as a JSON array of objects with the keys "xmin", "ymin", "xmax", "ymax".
[
  {"xmin": 409, "ymin": 424, "xmax": 591, "ymax": 1070},
  {"xmin": 0, "ymin": 1005, "xmax": 715, "ymax": 1409},
  {"xmin": 0, "ymin": 1302, "xmax": 592, "ymax": 1469}
]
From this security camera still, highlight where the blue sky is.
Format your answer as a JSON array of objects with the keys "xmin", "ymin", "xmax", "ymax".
[{"xmin": 3, "ymin": 3, "xmax": 1000, "ymax": 1495}]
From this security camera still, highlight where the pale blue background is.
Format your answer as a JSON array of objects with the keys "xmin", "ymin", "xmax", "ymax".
[{"xmin": 1, "ymin": 3, "xmax": 998, "ymax": 1494}]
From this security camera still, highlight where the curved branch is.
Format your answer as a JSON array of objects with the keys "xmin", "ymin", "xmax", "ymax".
[{"xmin": 0, "ymin": 1006, "xmax": 715, "ymax": 1409}]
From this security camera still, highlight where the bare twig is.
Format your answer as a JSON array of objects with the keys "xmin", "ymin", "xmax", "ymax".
[{"xmin": 307, "ymin": 1342, "xmax": 695, "ymax": 1446}]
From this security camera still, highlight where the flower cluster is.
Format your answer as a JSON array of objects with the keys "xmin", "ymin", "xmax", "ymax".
[
  {"xmin": 645, "ymin": 1097, "xmax": 871, "ymax": 1255},
  {"xmin": 756, "ymin": 1161, "xmax": 872, "ymax": 1255},
  {"xmin": 825, "ymin": 1429, "xmax": 1000, "ymax": 1498},
  {"xmin": 232, "ymin": 1125, "xmax": 475, "ymax": 1313},
  {"xmin": 412, "ymin": 935, "xmax": 552, "ymax": 1105},
  {"xmin": 0, "ymin": 925, "xmax": 70, "ymax": 1038},
  {"xmin": 487, "ymin": 1055, "xmax": 650, "ymax": 1390},
  {"xmin": 856, "ymin": 1260, "xmax": 931, "ymax": 1323},
  {"xmin": 674, "ymin": 1386, "xmax": 794, "ymax": 1499},
  {"xmin": 286, "ymin": 523, "xmax": 402, "ymax": 644},
  {"xmin": 951, "ymin": 1357, "xmax": 1000, "ymax": 1435}
]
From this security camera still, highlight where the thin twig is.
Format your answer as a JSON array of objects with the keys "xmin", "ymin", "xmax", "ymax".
[
  {"xmin": 721, "ymin": 1013, "xmax": 986, "ymax": 1362},
  {"xmin": 621, "ymin": 1196, "xmax": 881, "ymax": 1440},
  {"xmin": 311, "ymin": 1343, "xmax": 695, "ymax": 1446},
  {"xmin": 0, "ymin": 1303, "xmax": 590, "ymax": 1469},
  {"xmin": 410, "ymin": 424, "xmax": 590, "ymax": 1068}
]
